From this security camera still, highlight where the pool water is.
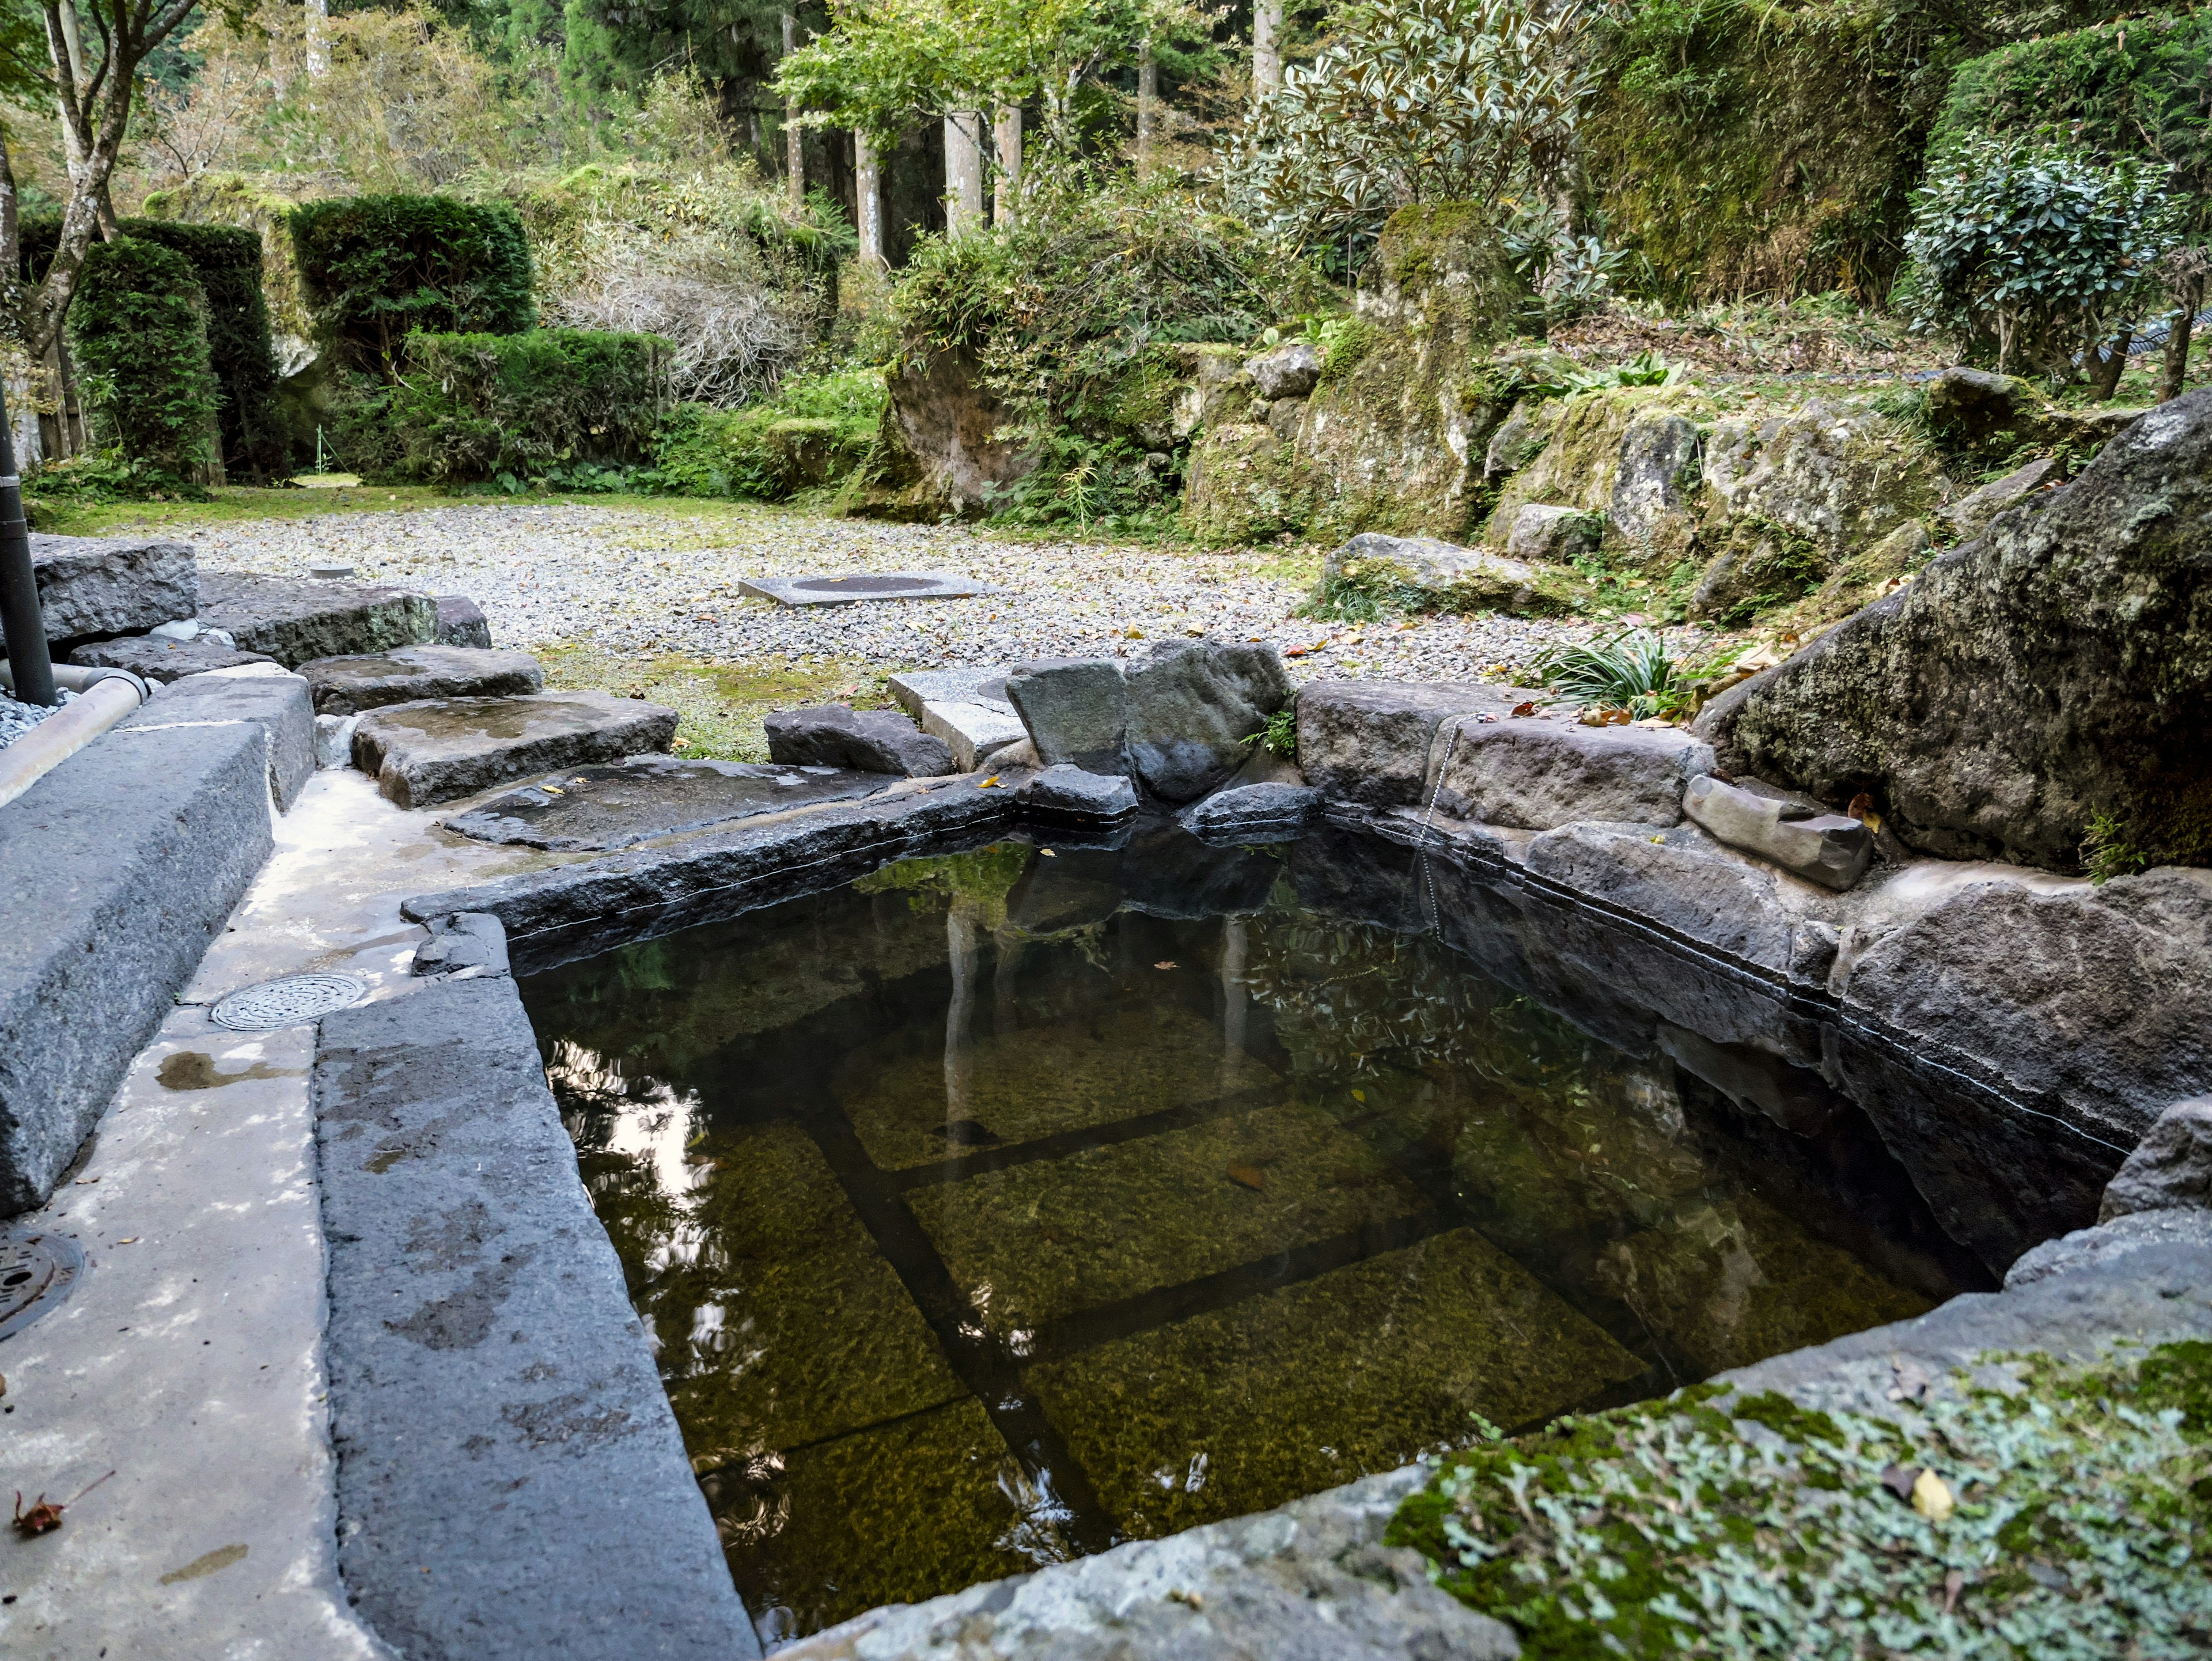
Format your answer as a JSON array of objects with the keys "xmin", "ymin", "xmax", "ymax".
[{"xmin": 519, "ymin": 828, "xmax": 1984, "ymax": 1639}]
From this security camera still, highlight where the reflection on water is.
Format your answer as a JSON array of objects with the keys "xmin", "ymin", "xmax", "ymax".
[{"xmin": 521, "ymin": 830, "xmax": 1986, "ymax": 1639}]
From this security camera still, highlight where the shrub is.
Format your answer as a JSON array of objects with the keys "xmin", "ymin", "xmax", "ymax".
[
  {"xmin": 332, "ymin": 328, "xmax": 668, "ymax": 483},
  {"xmin": 22, "ymin": 212, "xmax": 287, "ymax": 479},
  {"xmin": 1900, "ymin": 134, "xmax": 2179, "ymax": 375},
  {"xmin": 291, "ymin": 194, "xmax": 535, "ymax": 372},
  {"xmin": 66, "ymin": 237, "xmax": 222, "ymax": 483},
  {"xmin": 652, "ymin": 365, "xmax": 887, "ymax": 500}
]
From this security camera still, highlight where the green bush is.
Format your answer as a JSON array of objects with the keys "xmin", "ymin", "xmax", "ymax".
[
  {"xmin": 652, "ymin": 365, "xmax": 885, "ymax": 500},
  {"xmin": 291, "ymin": 194, "xmax": 535, "ymax": 372},
  {"xmin": 1933, "ymin": 13, "xmax": 2212, "ymax": 217},
  {"xmin": 22, "ymin": 213, "xmax": 287, "ymax": 480},
  {"xmin": 332, "ymin": 328, "xmax": 669, "ymax": 483},
  {"xmin": 66, "ymin": 237, "xmax": 221, "ymax": 483}
]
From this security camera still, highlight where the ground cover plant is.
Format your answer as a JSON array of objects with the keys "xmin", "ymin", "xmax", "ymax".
[{"xmin": 1390, "ymin": 1341, "xmax": 2212, "ymax": 1658}]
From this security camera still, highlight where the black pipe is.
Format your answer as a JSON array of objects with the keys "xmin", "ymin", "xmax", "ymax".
[{"xmin": 0, "ymin": 379, "xmax": 55, "ymax": 707}]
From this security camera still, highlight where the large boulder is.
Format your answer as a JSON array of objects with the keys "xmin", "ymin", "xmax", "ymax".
[
  {"xmin": 763, "ymin": 705, "xmax": 956, "ymax": 777},
  {"xmin": 1294, "ymin": 680, "xmax": 1527, "ymax": 811},
  {"xmin": 1698, "ymin": 399, "xmax": 1945, "ymax": 576},
  {"xmin": 1004, "ymin": 659, "xmax": 1130, "ymax": 774},
  {"xmin": 2101, "ymin": 1097, "xmax": 2212, "ymax": 1221},
  {"xmin": 1696, "ymin": 392, "xmax": 2212, "ymax": 871},
  {"xmin": 1427, "ymin": 717, "xmax": 1715, "ymax": 830},
  {"xmin": 29, "ymin": 532, "xmax": 196, "ymax": 642},
  {"xmin": 1481, "ymin": 389, "xmax": 1650, "ymax": 548},
  {"xmin": 1924, "ymin": 365, "xmax": 2045, "ymax": 452},
  {"xmin": 1245, "ymin": 340, "xmax": 1322, "ymax": 400},
  {"xmin": 881, "ymin": 345, "xmax": 1033, "ymax": 516},
  {"xmin": 1608, "ymin": 408, "xmax": 1702, "ymax": 561},
  {"xmin": 1322, "ymin": 532, "xmax": 1571, "ymax": 616},
  {"xmin": 1180, "ymin": 424, "xmax": 1312, "ymax": 546}
]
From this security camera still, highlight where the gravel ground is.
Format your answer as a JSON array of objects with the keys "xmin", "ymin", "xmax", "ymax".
[
  {"xmin": 0, "ymin": 687, "xmax": 75, "ymax": 750},
  {"xmin": 177, "ymin": 502, "xmax": 1668, "ymax": 682}
]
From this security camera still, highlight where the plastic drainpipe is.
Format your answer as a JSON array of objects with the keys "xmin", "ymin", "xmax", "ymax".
[{"xmin": 0, "ymin": 663, "xmax": 152, "ymax": 811}]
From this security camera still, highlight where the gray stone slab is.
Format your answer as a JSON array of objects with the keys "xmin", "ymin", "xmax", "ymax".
[
  {"xmin": 301, "ymin": 645, "xmax": 544, "ymax": 716},
  {"xmin": 0, "ymin": 722, "xmax": 274, "ymax": 1212},
  {"xmin": 887, "ymin": 664, "xmax": 1015, "ymax": 718},
  {"xmin": 351, "ymin": 690, "xmax": 679, "ymax": 810},
  {"xmin": 401, "ymin": 777, "xmax": 1018, "ymax": 972},
  {"xmin": 737, "ymin": 569, "xmax": 993, "ymax": 606},
  {"xmin": 1017, "ymin": 763, "xmax": 1139, "ymax": 828},
  {"xmin": 434, "ymin": 594, "xmax": 491, "ymax": 648},
  {"xmin": 121, "ymin": 663, "xmax": 318, "ymax": 812},
  {"xmin": 29, "ymin": 531, "xmax": 196, "ymax": 642},
  {"xmin": 1005, "ymin": 658, "xmax": 1129, "ymax": 775},
  {"xmin": 196, "ymin": 572, "xmax": 438, "ymax": 668},
  {"xmin": 313, "ymin": 972, "xmax": 759, "ymax": 1661},
  {"xmin": 922, "ymin": 698, "xmax": 1028, "ymax": 770},
  {"xmin": 442, "ymin": 754, "xmax": 897, "ymax": 850},
  {"xmin": 68, "ymin": 633, "xmax": 279, "ymax": 682},
  {"xmin": 1183, "ymin": 781, "xmax": 1320, "ymax": 843},
  {"xmin": 1683, "ymin": 772, "xmax": 1872, "ymax": 890},
  {"xmin": 1294, "ymin": 680, "xmax": 1532, "ymax": 811},
  {"xmin": 1428, "ymin": 715, "xmax": 1715, "ymax": 829},
  {"xmin": 764, "ymin": 704, "xmax": 956, "ymax": 776},
  {"xmin": 777, "ymin": 1466, "xmax": 1515, "ymax": 1661}
]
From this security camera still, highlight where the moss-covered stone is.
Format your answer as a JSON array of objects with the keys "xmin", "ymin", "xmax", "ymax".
[
  {"xmin": 1180, "ymin": 423, "xmax": 1317, "ymax": 546},
  {"xmin": 1481, "ymin": 387, "xmax": 1688, "ymax": 550}
]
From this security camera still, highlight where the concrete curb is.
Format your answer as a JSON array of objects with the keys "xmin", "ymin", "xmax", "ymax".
[
  {"xmin": 313, "ymin": 968, "xmax": 759, "ymax": 1661},
  {"xmin": 0, "ymin": 722, "xmax": 275, "ymax": 1213}
]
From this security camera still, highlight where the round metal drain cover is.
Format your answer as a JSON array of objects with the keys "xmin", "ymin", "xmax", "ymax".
[
  {"xmin": 211, "ymin": 973, "xmax": 366, "ymax": 1031},
  {"xmin": 0, "ymin": 1229, "xmax": 85, "ymax": 1342},
  {"xmin": 792, "ymin": 574, "xmax": 941, "ymax": 596}
]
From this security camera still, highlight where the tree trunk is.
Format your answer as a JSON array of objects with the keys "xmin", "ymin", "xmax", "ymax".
[
  {"xmin": 1136, "ymin": 42, "xmax": 1156, "ymax": 176},
  {"xmin": 2088, "ymin": 328, "xmax": 2131, "ymax": 403},
  {"xmin": 781, "ymin": 11, "xmax": 804, "ymax": 211},
  {"xmin": 855, "ymin": 129, "xmax": 885, "ymax": 266},
  {"xmin": 993, "ymin": 106, "xmax": 1020, "ymax": 228},
  {"xmin": 2161, "ymin": 280, "xmax": 2202, "ymax": 403},
  {"xmin": 305, "ymin": 0, "xmax": 328, "ymax": 80},
  {"xmin": 944, "ymin": 109, "xmax": 984, "ymax": 237},
  {"xmin": 1252, "ymin": 0, "xmax": 1282, "ymax": 98}
]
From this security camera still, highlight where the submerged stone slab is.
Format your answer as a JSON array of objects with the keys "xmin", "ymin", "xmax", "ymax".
[
  {"xmin": 1429, "ymin": 716, "xmax": 1715, "ymax": 829},
  {"xmin": 29, "ymin": 531, "xmax": 196, "ymax": 642},
  {"xmin": 444, "ymin": 755, "xmax": 897, "ymax": 850},
  {"xmin": 765, "ymin": 704, "xmax": 957, "ymax": 776},
  {"xmin": 777, "ymin": 1465, "xmax": 1516, "ymax": 1661},
  {"xmin": 119, "ymin": 663, "xmax": 317, "ymax": 812},
  {"xmin": 313, "ymin": 973, "xmax": 758, "ymax": 1661},
  {"xmin": 68, "ymin": 633, "xmax": 277, "ymax": 682},
  {"xmin": 196, "ymin": 571, "xmax": 438, "ymax": 668},
  {"xmin": 434, "ymin": 593, "xmax": 491, "ymax": 648},
  {"xmin": 352, "ymin": 690, "xmax": 678, "ymax": 809},
  {"xmin": 1683, "ymin": 773, "xmax": 1872, "ymax": 890},
  {"xmin": 301, "ymin": 644, "xmax": 544, "ymax": 716},
  {"xmin": 738, "ymin": 570, "xmax": 993, "ymax": 606}
]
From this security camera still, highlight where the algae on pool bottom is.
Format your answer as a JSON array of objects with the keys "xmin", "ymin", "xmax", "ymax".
[{"xmin": 523, "ymin": 830, "xmax": 1984, "ymax": 1639}]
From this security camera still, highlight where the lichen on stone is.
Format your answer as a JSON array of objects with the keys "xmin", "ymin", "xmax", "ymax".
[{"xmin": 1388, "ymin": 1342, "xmax": 2212, "ymax": 1658}]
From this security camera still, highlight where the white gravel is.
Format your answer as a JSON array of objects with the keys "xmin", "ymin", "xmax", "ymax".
[
  {"xmin": 0, "ymin": 687, "xmax": 75, "ymax": 750},
  {"xmin": 179, "ymin": 502, "xmax": 1642, "ymax": 681}
]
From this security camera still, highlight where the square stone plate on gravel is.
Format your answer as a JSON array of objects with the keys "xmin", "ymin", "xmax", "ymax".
[{"xmin": 738, "ymin": 571, "xmax": 997, "ymax": 607}]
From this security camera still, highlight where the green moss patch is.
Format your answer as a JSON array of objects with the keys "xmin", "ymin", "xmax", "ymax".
[
  {"xmin": 536, "ymin": 646, "xmax": 874, "ymax": 763},
  {"xmin": 1389, "ymin": 1342, "xmax": 2212, "ymax": 1658}
]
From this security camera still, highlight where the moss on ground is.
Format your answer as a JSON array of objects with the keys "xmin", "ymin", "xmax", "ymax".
[
  {"xmin": 1388, "ymin": 1342, "xmax": 2212, "ymax": 1658},
  {"xmin": 536, "ymin": 645, "xmax": 887, "ymax": 763}
]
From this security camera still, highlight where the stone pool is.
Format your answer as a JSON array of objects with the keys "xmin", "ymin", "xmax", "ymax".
[{"xmin": 518, "ymin": 823, "xmax": 1988, "ymax": 1641}]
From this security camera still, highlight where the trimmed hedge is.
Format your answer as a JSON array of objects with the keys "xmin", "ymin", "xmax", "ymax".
[
  {"xmin": 66, "ymin": 237, "xmax": 221, "ymax": 480},
  {"xmin": 22, "ymin": 214, "xmax": 287, "ymax": 480},
  {"xmin": 291, "ymin": 195, "xmax": 535, "ymax": 372},
  {"xmin": 332, "ymin": 328, "xmax": 669, "ymax": 483},
  {"xmin": 1934, "ymin": 14, "xmax": 2212, "ymax": 207}
]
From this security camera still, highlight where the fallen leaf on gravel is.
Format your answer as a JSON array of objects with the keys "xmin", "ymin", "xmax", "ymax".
[
  {"xmin": 1154, "ymin": 960, "xmax": 1177, "ymax": 970},
  {"xmin": 1912, "ymin": 1470, "xmax": 1955, "ymax": 1522},
  {"xmin": 1225, "ymin": 1165, "xmax": 1267, "ymax": 1192},
  {"xmin": 1511, "ymin": 701, "xmax": 1537, "ymax": 717}
]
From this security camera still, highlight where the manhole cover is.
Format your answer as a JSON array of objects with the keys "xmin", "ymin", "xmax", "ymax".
[
  {"xmin": 210, "ymin": 973, "xmax": 366, "ymax": 1030},
  {"xmin": 0, "ymin": 1229, "xmax": 85, "ymax": 1342},
  {"xmin": 792, "ymin": 574, "xmax": 942, "ymax": 595}
]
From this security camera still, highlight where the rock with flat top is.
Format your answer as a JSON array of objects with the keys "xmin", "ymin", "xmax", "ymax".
[
  {"xmin": 1183, "ymin": 781, "xmax": 1320, "ymax": 842},
  {"xmin": 119, "ymin": 663, "xmax": 317, "ymax": 812},
  {"xmin": 1296, "ymin": 679, "xmax": 1531, "ymax": 811},
  {"xmin": 1429, "ymin": 717, "xmax": 1714, "ymax": 829},
  {"xmin": 351, "ymin": 690, "xmax": 677, "ymax": 809},
  {"xmin": 2101, "ymin": 1097, "xmax": 2212, "ymax": 1221},
  {"xmin": 1944, "ymin": 455, "xmax": 2060, "ymax": 536},
  {"xmin": 1018, "ymin": 763, "xmax": 1139, "ymax": 828},
  {"xmin": 434, "ymin": 595, "xmax": 492, "ymax": 648},
  {"xmin": 30, "ymin": 532, "xmax": 196, "ymax": 641},
  {"xmin": 69, "ymin": 633, "xmax": 276, "ymax": 682},
  {"xmin": 1324, "ymin": 532, "xmax": 1563, "ymax": 616},
  {"xmin": 196, "ymin": 571, "xmax": 437, "ymax": 668},
  {"xmin": 1682, "ymin": 773, "xmax": 1872, "ymax": 890},
  {"xmin": 1506, "ymin": 504, "xmax": 1602, "ymax": 563},
  {"xmin": 443, "ymin": 755, "xmax": 895, "ymax": 851},
  {"xmin": 763, "ymin": 705, "xmax": 956, "ymax": 777},
  {"xmin": 301, "ymin": 645, "xmax": 543, "ymax": 716}
]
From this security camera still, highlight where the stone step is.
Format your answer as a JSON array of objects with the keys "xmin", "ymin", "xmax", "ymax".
[
  {"xmin": 887, "ymin": 665, "xmax": 1028, "ymax": 771},
  {"xmin": 29, "ymin": 532, "xmax": 195, "ymax": 643},
  {"xmin": 301, "ymin": 644, "xmax": 543, "ymax": 716},
  {"xmin": 119, "ymin": 663, "xmax": 317, "ymax": 812},
  {"xmin": 69, "ymin": 634, "xmax": 278, "ymax": 683},
  {"xmin": 351, "ymin": 691, "xmax": 679, "ymax": 809},
  {"xmin": 443, "ymin": 755, "xmax": 898, "ymax": 850},
  {"xmin": 195, "ymin": 572, "xmax": 438, "ymax": 668}
]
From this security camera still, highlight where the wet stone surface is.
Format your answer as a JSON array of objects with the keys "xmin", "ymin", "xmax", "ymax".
[
  {"xmin": 443, "ymin": 755, "xmax": 899, "ymax": 851},
  {"xmin": 518, "ymin": 826, "xmax": 1986, "ymax": 1641}
]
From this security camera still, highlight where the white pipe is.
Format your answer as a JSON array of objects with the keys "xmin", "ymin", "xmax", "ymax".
[
  {"xmin": 0, "ymin": 661, "xmax": 151, "ymax": 700},
  {"xmin": 0, "ymin": 676, "xmax": 143, "ymax": 809}
]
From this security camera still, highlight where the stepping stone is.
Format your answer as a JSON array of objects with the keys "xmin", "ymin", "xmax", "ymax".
[
  {"xmin": 300, "ymin": 645, "xmax": 544, "ymax": 716},
  {"xmin": 764, "ymin": 705, "xmax": 956, "ymax": 776},
  {"xmin": 1018, "ymin": 763, "xmax": 1138, "ymax": 829},
  {"xmin": 69, "ymin": 634, "xmax": 277, "ymax": 683},
  {"xmin": 30, "ymin": 532, "xmax": 196, "ymax": 642},
  {"xmin": 351, "ymin": 690, "xmax": 678, "ymax": 809},
  {"xmin": 434, "ymin": 595, "xmax": 491, "ymax": 648},
  {"xmin": 196, "ymin": 572, "xmax": 438, "ymax": 668},
  {"xmin": 119, "ymin": 663, "xmax": 317, "ymax": 812},
  {"xmin": 738, "ymin": 570, "xmax": 994, "ymax": 606},
  {"xmin": 888, "ymin": 665, "xmax": 1028, "ymax": 770},
  {"xmin": 1182, "ymin": 782, "xmax": 1320, "ymax": 844},
  {"xmin": 443, "ymin": 755, "xmax": 897, "ymax": 851}
]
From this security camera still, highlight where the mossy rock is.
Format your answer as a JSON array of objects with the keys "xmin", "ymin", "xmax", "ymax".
[
  {"xmin": 1181, "ymin": 423, "xmax": 1316, "ymax": 546},
  {"xmin": 1481, "ymin": 387, "xmax": 1694, "ymax": 551}
]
